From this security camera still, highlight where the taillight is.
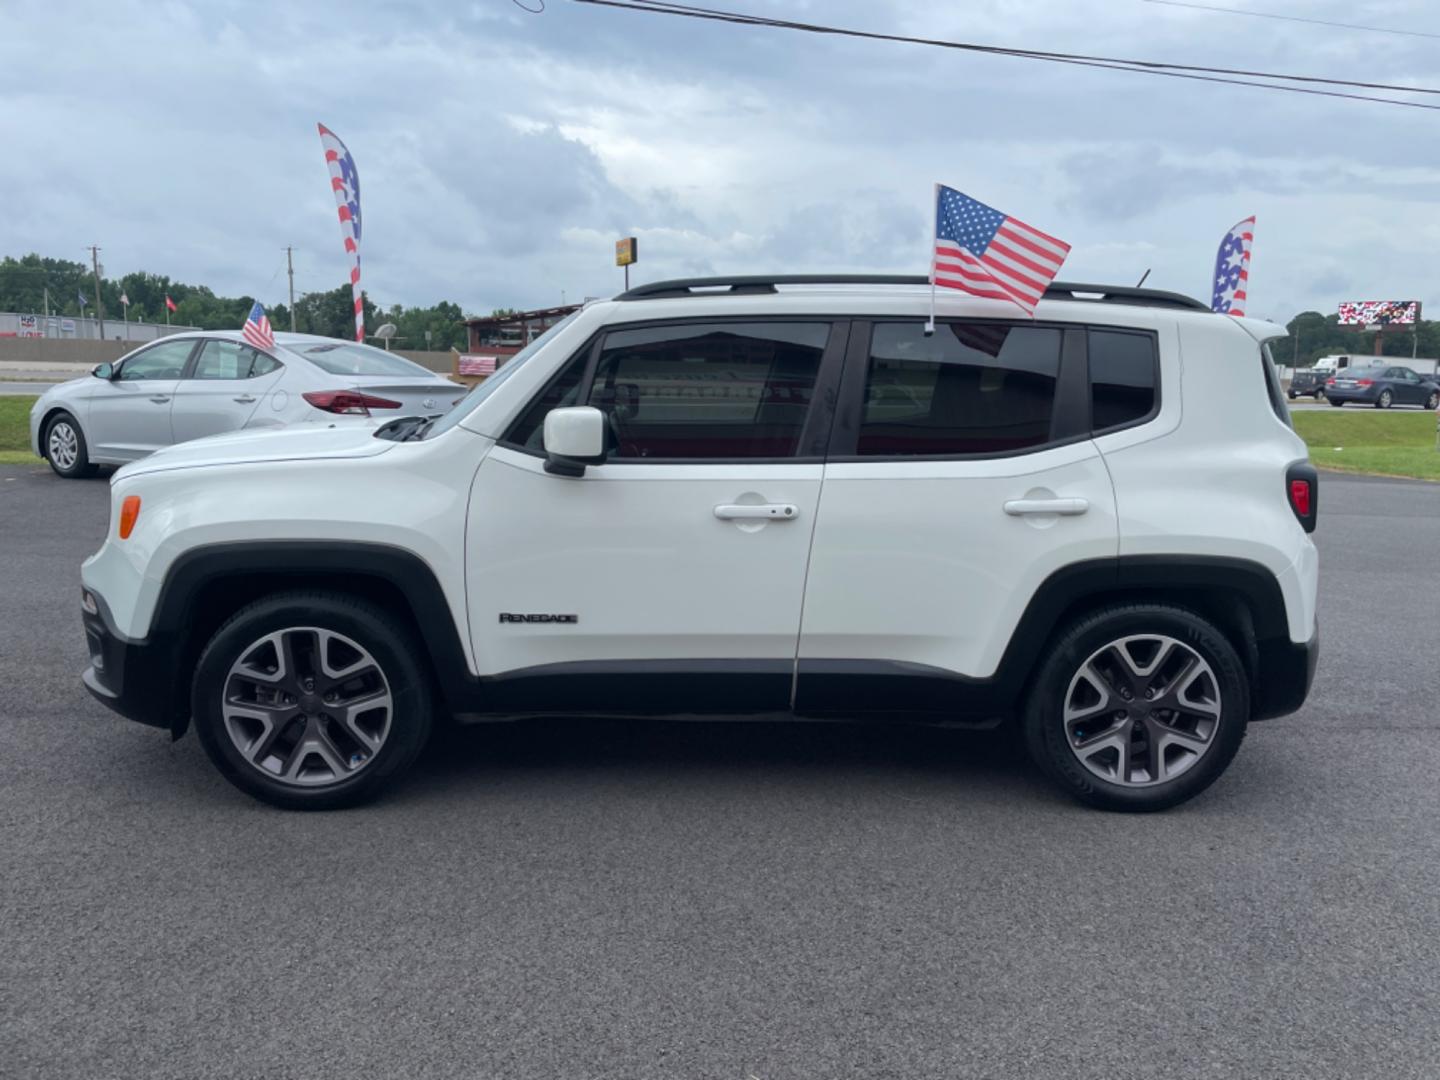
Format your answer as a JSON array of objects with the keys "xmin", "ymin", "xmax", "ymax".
[
  {"xmin": 1286, "ymin": 463, "xmax": 1318, "ymax": 533},
  {"xmin": 118, "ymin": 495, "xmax": 141, "ymax": 539},
  {"xmin": 1326, "ymin": 378, "xmax": 1336, "ymax": 386},
  {"xmin": 1355, "ymin": 379, "xmax": 1373, "ymax": 387},
  {"xmin": 302, "ymin": 390, "xmax": 403, "ymax": 415}
]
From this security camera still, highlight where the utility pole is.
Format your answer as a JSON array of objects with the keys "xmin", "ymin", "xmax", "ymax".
[
  {"xmin": 285, "ymin": 246, "xmax": 297, "ymax": 331},
  {"xmin": 43, "ymin": 286, "xmax": 50, "ymax": 319},
  {"xmin": 88, "ymin": 245, "xmax": 105, "ymax": 339}
]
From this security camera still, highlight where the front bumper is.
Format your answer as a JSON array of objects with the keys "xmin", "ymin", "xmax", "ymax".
[
  {"xmin": 1252, "ymin": 628, "xmax": 1320, "ymax": 721},
  {"xmin": 81, "ymin": 589, "xmax": 183, "ymax": 733}
]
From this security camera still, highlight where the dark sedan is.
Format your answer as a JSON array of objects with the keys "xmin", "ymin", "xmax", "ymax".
[{"xmin": 1326, "ymin": 365, "xmax": 1440, "ymax": 409}]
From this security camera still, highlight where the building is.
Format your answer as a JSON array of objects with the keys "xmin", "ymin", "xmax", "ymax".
[{"xmin": 463, "ymin": 305, "xmax": 580, "ymax": 361}]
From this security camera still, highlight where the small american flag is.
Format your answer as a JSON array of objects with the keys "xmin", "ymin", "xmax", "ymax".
[
  {"xmin": 1211, "ymin": 216, "xmax": 1255, "ymax": 317},
  {"xmin": 458, "ymin": 355, "xmax": 498, "ymax": 376},
  {"xmin": 242, "ymin": 301, "xmax": 275, "ymax": 350},
  {"xmin": 932, "ymin": 186, "xmax": 1070, "ymax": 316}
]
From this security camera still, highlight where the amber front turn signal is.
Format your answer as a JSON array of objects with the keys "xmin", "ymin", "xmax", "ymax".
[{"xmin": 118, "ymin": 495, "xmax": 141, "ymax": 539}]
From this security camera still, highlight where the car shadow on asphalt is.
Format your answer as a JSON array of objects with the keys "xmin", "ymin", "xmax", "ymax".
[{"xmin": 402, "ymin": 715, "xmax": 1060, "ymax": 805}]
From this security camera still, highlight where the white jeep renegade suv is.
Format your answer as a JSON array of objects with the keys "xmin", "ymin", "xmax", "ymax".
[{"xmin": 78, "ymin": 276, "xmax": 1319, "ymax": 812}]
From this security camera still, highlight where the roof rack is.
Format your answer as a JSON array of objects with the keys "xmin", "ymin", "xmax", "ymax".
[{"xmin": 616, "ymin": 275, "xmax": 1210, "ymax": 311}]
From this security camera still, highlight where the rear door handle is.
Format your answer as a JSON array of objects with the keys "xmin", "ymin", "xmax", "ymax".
[
  {"xmin": 1004, "ymin": 497, "xmax": 1089, "ymax": 516},
  {"xmin": 714, "ymin": 503, "xmax": 800, "ymax": 521},
  {"xmin": 148, "ymin": 395, "xmax": 170, "ymax": 404},
  {"xmin": 233, "ymin": 395, "xmax": 257, "ymax": 404}
]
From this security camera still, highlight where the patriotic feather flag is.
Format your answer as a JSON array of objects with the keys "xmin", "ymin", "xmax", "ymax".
[
  {"xmin": 930, "ymin": 185, "xmax": 1070, "ymax": 322},
  {"xmin": 317, "ymin": 122, "xmax": 364, "ymax": 342},
  {"xmin": 1211, "ymin": 216, "xmax": 1255, "ymax": 317}
]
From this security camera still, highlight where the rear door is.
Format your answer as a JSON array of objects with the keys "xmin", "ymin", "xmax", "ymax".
[
  {"xmin": 796, "ymin": 318, "xmax": 1121, "ymax": 715},
  {"xmin": 169, "ymin": 340, "xmax": 285, "ymax": 443},
  {"xmin": 85, "ymin": 338, "xmax": 197, "ymax": 460}
]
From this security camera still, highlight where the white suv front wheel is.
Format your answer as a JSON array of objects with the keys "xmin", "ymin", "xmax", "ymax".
[
  {"xmin": 192, "ymin": 591, "xmax": 434, "ymax": 809},
  {"xmin": 1023, "ymin": 605, "xmax": 1250, "ymax": 812}
]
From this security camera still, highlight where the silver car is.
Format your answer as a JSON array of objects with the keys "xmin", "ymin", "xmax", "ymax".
[{"xmin": 29, "ymin": 331, "xmax": 465, "ymax": 478}]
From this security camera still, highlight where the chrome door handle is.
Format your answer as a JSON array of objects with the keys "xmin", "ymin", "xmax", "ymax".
[
  {"xmin": 1004, "ymin": 497, "xmax": 1089, "ymax": 516},
  {"xmin": 148, "ymin": 395, "xmax": 170, "ymax": 404},
  {"xmin": 714, "ymin": 503, "xmax": 800, "ymax": 521},
  {"xmin": 233, "ymin": 395, "xmax": 257, "ymax": 404}
]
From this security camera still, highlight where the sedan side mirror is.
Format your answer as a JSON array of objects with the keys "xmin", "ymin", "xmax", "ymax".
[
  {"xmin": 542, "ymin": 406, "xmax": 607, "ymax": 477},
  {"xmin": 92, "ymin": 362, "xmax": 114, "ymax": 380}
]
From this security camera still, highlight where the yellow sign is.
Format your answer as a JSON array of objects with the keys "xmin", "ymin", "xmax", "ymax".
[{"xmin": 615, "ymin": 237, "xmax": 638, "ymax": 266}]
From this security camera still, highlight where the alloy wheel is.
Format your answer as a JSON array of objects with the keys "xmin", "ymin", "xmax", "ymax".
[
  {"xmin": 48, "ymin": 421, "xmax": 78, "ymax": 470},
  {"xmin": 1063, "ymin": 634, "xmax": 1222, "ymax": 787},
  {"xmin": 221, "ymin": 626, "xmax": 393, "ymax": 788}
]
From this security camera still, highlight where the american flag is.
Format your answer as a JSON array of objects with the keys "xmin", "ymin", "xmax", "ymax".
[
  {"xmin": 242, "ymin": 301, "xmax": 275, "ymax": 350},
  {"xmin": 932, "ymin": 186, "xmax": 1070, "ymax": 316},
  {"xmin": 1211, "ymin": 216, "xmax": 1255, "ymax": 316},
  {"xmin": 317, "ymin": 123, "xmax": 364, "ymax": 342}
]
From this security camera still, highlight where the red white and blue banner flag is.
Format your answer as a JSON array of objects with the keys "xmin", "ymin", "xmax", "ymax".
[
  {"xmin": 930, "ymin": 185, "xmax": 1070, "ymax": 320},
  {"xmin": 317, "ymin": 123, "xmax": 364, "ymax": 342},
  {"xmin": 1211, "ymin": 216, "xmax": 1254, "ymax": 317}
]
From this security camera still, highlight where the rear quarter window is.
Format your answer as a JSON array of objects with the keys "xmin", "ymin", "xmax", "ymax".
[{"xmin": 1088, "ymin": 329, "xmax": 1158, "ymax": 433}]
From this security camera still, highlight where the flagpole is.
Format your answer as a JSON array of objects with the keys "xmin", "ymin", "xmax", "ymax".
[{"xmin": 926, "ymin": 182, "xmax": 938, "ymax": 337}]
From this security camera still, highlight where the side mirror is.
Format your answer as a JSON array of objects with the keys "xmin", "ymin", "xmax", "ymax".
[
  {"xmin": 542, "ymin": 406, "xmax": 607, "ymax": 477},
  {"xmin": 92, "ymin": 362, "xmax": 114, "ymax": 380}
]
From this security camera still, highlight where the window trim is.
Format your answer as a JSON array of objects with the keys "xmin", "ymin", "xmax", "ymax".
[
  {"xmin": 114, "ymin": 336, "xmax": 204, "ymax": 382},
  {"xmin": 826, "ymin": 317, "xmax": 1090, "ymax": 462},
  {"xmin": 1087, "ymin": 326, "xmax": 1163, "ymax": 438},
  {"xmin": 497, "ymin": 315, "xmax": 849, "ymax": 465}
]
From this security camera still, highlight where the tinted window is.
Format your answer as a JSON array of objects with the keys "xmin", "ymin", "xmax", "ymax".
[
  {"xmin": 250, "ymin": 353, "xmax": 282, "ymax": 377},
  {"xmin": 191, "ymin": 340, "xmax": 272, "ymax": 380},
  {"xmin": 506, "ymin": 346, "xmax": 589, "ymax": 452},
  {"xmin": 298, "ymin": 341, "xmax": 432, "ymax": 377},
  {"xmin": 858, "ymin": 322, "xmax": 1060, "ymax": 456},
  {"xmin": 588, "ymin": 322, "xmax": 828, "ymax": 459},
  {"xmin": 1089, "ymin": 330, "xmax": 1157, "ymax": 432},
  {"xmin": 117, "ymin": 339, "xmax": 195, "ymax": 381}
]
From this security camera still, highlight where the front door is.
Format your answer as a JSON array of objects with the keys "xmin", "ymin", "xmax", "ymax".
[
  {"xmin": 86, "ymin": 338, "xmax": 198, "ymax": 460},
  {"xmin": 796, "ymin": 318, "xmax": 1126, "ymax": 716},
  {"xmin": 170, "ymin": 339, "xmax": 284, "ymax": 444},
  {"xmin": 465, "ymin": 319, "xmax": 845, "ymax": 714}
]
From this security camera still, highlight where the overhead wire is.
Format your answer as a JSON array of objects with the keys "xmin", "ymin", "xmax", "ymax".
[
  {"xmin": 569, "ymin": 0, "xmax": 1440, "ymax": 111},
  {"xmin": 1140, "ymin": 0, "xmax": 1440, "ymax": 41}
]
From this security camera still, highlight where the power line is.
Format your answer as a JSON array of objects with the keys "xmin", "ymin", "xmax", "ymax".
[
  {"xmin": 572, "ymin": 0, "xmax": 1440, "ymax": 110},
  {"xmin": 1141, "ymin": 0, "xmax": 1440, "ymax": 41}
]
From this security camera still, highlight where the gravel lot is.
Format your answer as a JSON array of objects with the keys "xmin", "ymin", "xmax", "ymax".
[{"xmin": 3, "ymin": 462, "xmax": 1438, "ymax": 1080}]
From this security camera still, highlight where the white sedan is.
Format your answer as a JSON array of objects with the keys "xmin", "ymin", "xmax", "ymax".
[{"xmin": 29, "ymin": 331, "xmax": 466, "ymax": 478}]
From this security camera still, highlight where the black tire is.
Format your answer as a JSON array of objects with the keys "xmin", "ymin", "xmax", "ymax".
[
  {"xmin": 1022, "ymin": 604, "xmax": 1250, "ymax": 812},
  {"xmin": 43, "ymin": 411, "xmax": 98, "ymax": 479},
  {"xmin": 1314, "ymin": 388, "xmax": 1325, "ymax": 400},
  {"xmin": 1426, "ymin": 391, "xmax": 1439, "ymax": 411},
  {"xmin": 1329, "ymin": 399, "xmax": 1344, "ymax": 407},
  {"xmin": 1286, "ymin": 390, "xmax": 1297, "ymax": 400},
  {"xmin": 191, "ymin": 590, "xmax": 434, "ymax": 810},
  {"xmin": 1376, "ymin": 389, "xmax": 1392, "ymax": 409}
]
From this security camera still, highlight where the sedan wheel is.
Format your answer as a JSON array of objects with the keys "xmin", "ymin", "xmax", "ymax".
[
  {"xmin": 1427, "ymin": 391, "xmax": 1439, "ymax": 411},
  {"xmin": 43, "ymin": 412, "xmax": 96, "ymax": 478},
  {"xmin": 1377, "ymin": 389, "xmax": 1393, "ymax": 409}
]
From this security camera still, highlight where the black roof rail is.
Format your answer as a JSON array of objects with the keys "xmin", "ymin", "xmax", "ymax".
[
  {"xmin": 1042, "ymin": 282, "xmax": 1210, "ymax": 311},
  {"xmin": 616, "ymin": 274, "xmax": 1212, "ymax": 312},
  {"xmin": 617, "ymin": 274, "xmax": 928, "ymax": 299}
]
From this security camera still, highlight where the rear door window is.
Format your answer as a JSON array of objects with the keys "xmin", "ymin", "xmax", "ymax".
[{"xmin": 856, "ymin": 322, "xmax": 1062, "ymax": 456}]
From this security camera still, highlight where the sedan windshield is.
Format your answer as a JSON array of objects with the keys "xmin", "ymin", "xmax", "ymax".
[{"xmin": 294, "ymin": 341, "xmax": 433, "ymax": 378}]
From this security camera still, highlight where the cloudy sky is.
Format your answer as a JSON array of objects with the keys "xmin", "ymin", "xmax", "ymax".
[{"xmin": 5, "ymin": 0, "xmax": 1439, "ymax": 322}]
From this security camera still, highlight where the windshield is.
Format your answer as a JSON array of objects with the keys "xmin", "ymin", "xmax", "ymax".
[
  {"xmin": 423, "ymin": 310, "xmax": 583, "ymax": 440},
  {"xmin": 293, "ymin": 341, "xmax": 434, "ymax": 378}
]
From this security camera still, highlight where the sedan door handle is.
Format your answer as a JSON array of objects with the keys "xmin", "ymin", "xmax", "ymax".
[
  {"xmin": 148, "ymin": 395, "xmax": 171, "ymax": 404},
  {"xmin": 233, "ymin": 395, "xmax": 257, "ymax": 404},
  {"xmin": 714, "ymin": 503, "xmax": 800, "ymax": 521},
  {"xmin": 1004, "ymin": 497, "xmax": 1089, "ymax": 516}
]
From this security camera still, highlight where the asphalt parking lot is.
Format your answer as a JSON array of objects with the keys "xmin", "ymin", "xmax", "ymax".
[{"xmin": 3, "ymin": 463, "xmax": 1439, "ymax": 1080}]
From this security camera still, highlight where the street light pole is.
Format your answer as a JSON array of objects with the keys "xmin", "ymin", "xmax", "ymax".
[{"xmin": 88, "ymin": 245, "xmax": 105, "ymax": 339}]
